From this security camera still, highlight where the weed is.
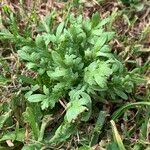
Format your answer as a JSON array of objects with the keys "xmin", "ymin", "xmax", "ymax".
[{"xmin": 0, "ymin": 0, "xmax": 149, "ymax": 149}]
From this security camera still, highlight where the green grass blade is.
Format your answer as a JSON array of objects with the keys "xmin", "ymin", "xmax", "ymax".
[
  {"xmin": 112, "ymin": 102, "xmax": 150, "ymax": 120},
  {"xmin": 110, "ymin": 120, "xmax": 126, "ymax": 150}
]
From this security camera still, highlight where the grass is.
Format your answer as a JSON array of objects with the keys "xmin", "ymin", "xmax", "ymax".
[{"xmin": 0, "ymin": 0, "xmax": 150, "ymax": 149}]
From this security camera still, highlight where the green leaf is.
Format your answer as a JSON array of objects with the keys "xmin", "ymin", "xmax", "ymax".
[
  {"xmin": 105, "ymin": 32, "xmax": 115, "ymax": 41},
  {"xmin": 43, "ymin": 85, "xmax": 49, "ymax": 95},
  {"xmin": 0, "ymin": 128, "xmax": 25, "ymax": 142},
  {"xmin": 83, "ymin": 18, "xmax": 91, "ymax": 32},
  {"xmin": 100, "ymin": 45, "xmax": 111, "ymax": 52},
  {"xmin": 97, "ymin": 17, "xmax": 110, "ymax": 28},
  {"xmin": 94, "ymin": 73, "xmax": 107, "ymax": 88},
  {"xmin": 114, "ymin": 88, "xmax": 128, "ymax": 100},
  {"xmin": 31, "ymin": 84, "xmax": 40, "ymax": 92},
  {"xmin": 56, "ymin": 22, "xmax": 65, "ymax": 37},
  {"xmin": 93, "ymin": 34, "xmax": 107, "ymax": 53},
  {"xmin": 66, "ymin": 101, "xmax": 87, "ymax": 123},
  {"xmin": 18, "ymin": 50, "xmax": 30, "ymax": 61},
  {"xmin": 92, "ymin": 12, "xmax": 100, "ymax": 28},
  {"xmin": 41, "ymin": 98, "xmax": 50, "ymax": 110},
  {"xmin": 35, "ymin": 34, "xmax": 44, "ymax": 47},
  {"xmin": 84, "ymin": 61, "xmax": 113, "ymax": 88},
  {"xmin": 51, "ymin": 51, "xmax": 64, "ymax": 66},
  {"xmin": 49, "ymin": 122, "xmax": 76, "ymax": 144},
  {"xmin": 91, "ymin": 29, "xmax": 103, "ymax": 36},
  {"xmin": 44, "ymin": 34, "xmax": 56, "ymax": 45},
  {"xmin": 96, "ymin": 51, "xmax": 114, "ymax": 59},
  {"xmin": 19, "ymin": 75, "xmax": 36, "ymax": 85},
  {"xmin": 134, "ymin": 3, "xmax": 144, "ymax": 11},
  {"xmin": 40, "ymin": 16, "xmax": 50, "ymax": 33},
  {"xmin": 66, "ymin": 90, "xmax": 91, "ymax": 123},
  {"xmin": 23, "ymin": 107, "xmax": 40, "ymax": 140},
  {"xmin": 27, "ymin": 94, "xmax": 47, "ymax": 103},
  {"xmin": 47, "ymin": 68, "xmax": 67, "ymax": 80},
  {"xmin": 14, "ymin": 121, "xmax": 20, "ymax": 142},
  {"xmin": 0, "ymin": 110, "xmax": 12, "ymax": 128}
]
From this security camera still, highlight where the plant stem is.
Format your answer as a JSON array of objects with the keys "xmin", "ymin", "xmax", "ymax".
[
  {"xmin": 90, "ymin": 111, "xmax": 108, "ymax": 147},
  {"xmin": 38, "ymin": 115, "xmax": 53, "ymax": 142}
]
